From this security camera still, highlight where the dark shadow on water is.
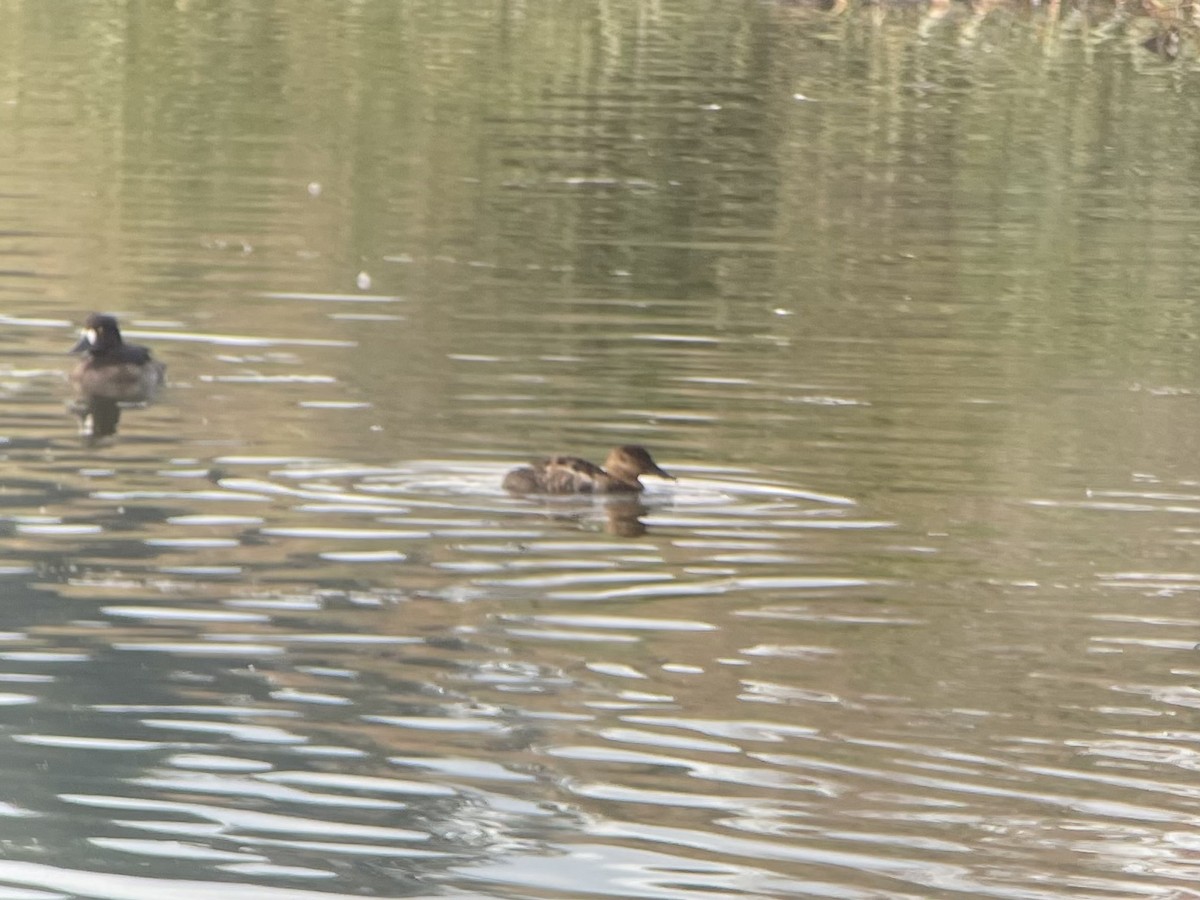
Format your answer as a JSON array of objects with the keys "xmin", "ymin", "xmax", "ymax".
[
  {"xmin": 70, "ymin": 394, "xmax": 170, "ymax": 449},
  {"xmin": 604, "ymin": 496, "xmax": 649, "ymax": 537},
  {"xmin": 513, "ymin": 494, "xmax": 654, "ymax": 537},
  {"xmin": 72, "ymin": 395, "xmax": 123, "ymax": 445}
]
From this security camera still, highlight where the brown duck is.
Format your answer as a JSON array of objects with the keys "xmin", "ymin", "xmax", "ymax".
[{"xmin": 503, "ymin": 445, "xmax": 675, "ymax": 494}]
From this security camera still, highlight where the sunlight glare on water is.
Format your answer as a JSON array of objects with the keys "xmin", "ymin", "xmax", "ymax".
[{"xmin": 0, "ymin": 0, "xmax": 1199, "ymax": 898}]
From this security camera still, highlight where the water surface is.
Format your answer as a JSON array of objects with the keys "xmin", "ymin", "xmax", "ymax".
[{"xmin": 1, "ymin": 1, "xmax": 1200, "ymax": 898}]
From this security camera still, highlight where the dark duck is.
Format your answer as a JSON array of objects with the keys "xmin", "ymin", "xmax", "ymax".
[
  {"xmin": 503, "ymin": 445, "xmax": 675, "ymax": 494},
  {"xmin": 70, "ymin": 313, "xmax": 166, "ymax": 402}
]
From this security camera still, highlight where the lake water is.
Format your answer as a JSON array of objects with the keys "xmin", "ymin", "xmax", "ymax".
[{"xmin": 1, "ymin": 1, "xmax": 1200, "ymax": 897}]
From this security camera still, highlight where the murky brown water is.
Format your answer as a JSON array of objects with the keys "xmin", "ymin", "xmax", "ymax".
[{"xmin": 1, "ymin": 1, "xmax": 1200, "ymax": 898}]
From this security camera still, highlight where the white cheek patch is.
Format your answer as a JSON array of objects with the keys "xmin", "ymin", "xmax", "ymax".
[{"xmin": 84, "ymin": 328, "xmax": 98, "ymax": 346}]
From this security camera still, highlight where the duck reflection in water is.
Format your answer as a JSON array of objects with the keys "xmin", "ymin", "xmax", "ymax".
[
  {"xmin": 68, "ymin": 313, "xmax": 166, "ymax": 444},
  {"xmin": 74, "ymin": 396, "xmax": 123, "ymax": 442},
  {"xmin": 508, "ymin": 493, "xmax": 654, "ymax": 537},
  {"xmin": 602, "ymin": 496, "xmax": 651, "ymax": 537},
  {"xmin": 503, "ymin": 446, "xmax": 674, "ymax": 536}
]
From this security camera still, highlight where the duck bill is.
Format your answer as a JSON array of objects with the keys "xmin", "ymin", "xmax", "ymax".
[
  {"xmin": 70, "ymin": 333, "xmax": 90, "ymax": 354},
  {"xmin": 649, "ymin": 463, "xmax": 675, "ymax": 481}
]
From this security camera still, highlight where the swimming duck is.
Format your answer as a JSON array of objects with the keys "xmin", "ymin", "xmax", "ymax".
[
  {"xmin": 503, "ymin": 445, "xmax": 675, "ymax": 494},
  {"xmin": 70, "ymin": 313, "xmax": 166, "ymax": 402}
]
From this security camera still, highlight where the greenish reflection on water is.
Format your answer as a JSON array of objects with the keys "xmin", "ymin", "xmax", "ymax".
[{"xmin": 0, "ymin": 1, "xmax": 1199, "ymax": 898}]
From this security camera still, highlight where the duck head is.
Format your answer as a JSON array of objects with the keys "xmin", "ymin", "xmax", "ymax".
[
  {"xmin": 71, "ymin": 313, "xmax": 123, "ymax": 355},
  {"xmin": 606, "ymin": 445, "xmax": 675, "ymax": 483}
]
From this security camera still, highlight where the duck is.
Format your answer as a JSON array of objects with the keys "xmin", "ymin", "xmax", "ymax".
[
  {"xmin": 70, "ymin": 313, "xmax": 166, "ymax": 402},
  {"xmin": 503, "ymin": 445, "xmax": 675, "ymax": 494}
]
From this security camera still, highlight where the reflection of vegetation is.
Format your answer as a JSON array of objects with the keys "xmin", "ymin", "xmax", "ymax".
[
  {"xmin": 7, "ymin": 0, "xmax": 1190, "ymax": 313},
  {"xmin": 3, "ymin": 0, "xmax": 1200, "ymax": 476},
  {"xmin": 784, "ymin": 0, "xmax": 1191, "ymax": 60}
]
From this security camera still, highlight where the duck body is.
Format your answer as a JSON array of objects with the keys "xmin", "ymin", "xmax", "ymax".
[
  {"xmin": 503, "ymin": 445, "xmax": 674, "ymax": 494},
  {"xmin": 70, "ymin": 313, "xmax": 166, "ymax": 402}
]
